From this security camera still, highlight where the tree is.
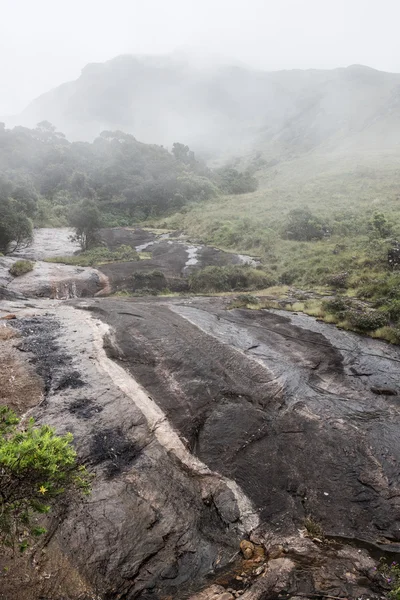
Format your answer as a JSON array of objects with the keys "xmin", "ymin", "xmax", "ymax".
[
  {"xmin": 0, "ymin": 178, "xmax": 37, "ymax": 254},
  {"xmin": 0, "ymin": 200, "xmax": 33, "ymax": 254},
  {"xmin": 36, "ymin": 121, "xmax": 56, "ymax": 134},
  {"xmin": 69, "ymin": 199, "xmax": 102, "ymax": 250},
  {"xmin": 172, "ymin": 142, "xmax": 195, "ymax": 165},
  {"xmin": 0, "ymin": 406, "xmax": 90, "ymax": 552}
]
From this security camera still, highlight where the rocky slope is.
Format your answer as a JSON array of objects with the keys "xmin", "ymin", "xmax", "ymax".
[
  {"xmin": 1, "ymin": 228, "xmax": 257, "ymax": 300},
  {"xmin": 1, "ymin": 291, "xmax": 400, "ymax": 599}
]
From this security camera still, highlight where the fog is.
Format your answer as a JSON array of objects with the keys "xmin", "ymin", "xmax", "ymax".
[{"xmin": 2, "ymin": 0, "xmax": 400, "ymax": 116}]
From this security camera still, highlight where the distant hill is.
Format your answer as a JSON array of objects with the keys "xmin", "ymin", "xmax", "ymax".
[{"xmin": 7, "ymin": 56, "xmax": 400, "ymax": 159}]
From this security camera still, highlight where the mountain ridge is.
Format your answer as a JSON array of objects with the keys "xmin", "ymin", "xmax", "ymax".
[{"xmin": 5, "ymin": 55, "xmax": 400, "ymax": 160}]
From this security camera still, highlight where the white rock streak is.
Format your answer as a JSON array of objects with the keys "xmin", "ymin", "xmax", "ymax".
[{"xmin": 85, "ymin": 311, "xmax": 259, "ymax": 534}]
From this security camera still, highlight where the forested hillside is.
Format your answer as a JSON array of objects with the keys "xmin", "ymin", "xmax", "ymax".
[{"xmin": 0, "ymin": 121, "xmax": 256, "ymax": 252}]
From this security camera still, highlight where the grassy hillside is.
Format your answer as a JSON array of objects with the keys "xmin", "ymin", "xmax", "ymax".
[{"xmin": 159, "ymin": 150, "xmax": 400, "ymax": 342}]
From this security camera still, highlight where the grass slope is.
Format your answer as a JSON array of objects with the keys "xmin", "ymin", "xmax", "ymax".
[{"xmin": 158, "ymin": 151, "xmax": 400, "ymax": 343}]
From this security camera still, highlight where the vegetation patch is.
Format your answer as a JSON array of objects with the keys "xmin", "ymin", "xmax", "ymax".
[
  {"xmin": 46, "ymin": 245, "xmax": 139, "ymax": 267},
  {"xmin": 378, "ymin": 559, "xmax": 400, "ymax": 599},
  {"xmin": 304, "ymin": 516, "xmax": 324, "ymax": 540},
  {"xmin": 189, "ymin": 265, "xmax": 277, "ymax": 293},
  {"xmin": 9, "ymin": 260, "xmax": 34, "ymax": 277},
  {"xmin": 0, "ymin": 124, "xmax": 255, "ymax": 236},
  {"xmin": 131, "ymin": 270, "xmax": 167, "ymax": 293},
  {"xmin": 232, "ymin": 291, "xmax": 400, "ymax": 345},
  {"xmin": 228, "ymin": 294, "xmax": 260, "ymax": 309},
  {"xmin": 344, "ymin": 309, "xmax": 389, "ymax": 332},
  {"xmin": 0, "ymin": 406, "xmax": 90, "ymax": 552}
]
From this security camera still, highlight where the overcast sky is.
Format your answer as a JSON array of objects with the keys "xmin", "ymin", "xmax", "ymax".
[{"xmin": 1, "ymin": 0, "xmax": 400, "ymax": 115}]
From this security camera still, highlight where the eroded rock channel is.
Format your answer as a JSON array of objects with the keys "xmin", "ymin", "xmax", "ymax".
[{"xmin": 1, "ymin": 229, "xmax": 400, "ymax": 599}]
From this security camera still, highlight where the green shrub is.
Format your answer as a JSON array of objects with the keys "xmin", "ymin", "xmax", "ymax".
[
  {"xmin": 279, "ymin": 268, "xmax": 304, "ymax": 285},
  {"xmin": 345, "ymin": 309, "xmax": 389, "ymax": 332},
  {"xmin": 378, "ymin": 559, "xmax": 400, "ymax": 599},
  {"xmin": 131, "ymin": 270, "xmax": 167, "ymax": 292},
  {"xmin": 383, "ymin": 299, "xmax": 400, "ymax": 323},
  {"xmin": 322, "ymin": 296, "xmax": 351, "ymax": 316},
  {"xmin": 100, "ymin": 213, "xmax": 133, "ymax": 228},
  {"xmin": 304, "ymin": 516, "xmax": 324, "ymax": 539},
  {"xmin": 358, "ymin": 273, "xmax": 400, "ymax": 300},
  {"xmin": 189, "ymin": 265, "xmax": 276, "ymax": 293},
  {"xmin": 368, "ymin": 212, "xmax": 392, "ymax": 238},
  {"xmin": 326, "ymin": 272, "xmax": 348, "ymax": 289},
  {"xmin": 9, "ymin": 260, "xmax": 34, "ymax": 277},
  {"xmin": 0, "ymin": 406, "xmax": 90, "ymax": 552},
  {"xmin": 282, "ymin": 207, "xmax": 328, "ymax": 241}
]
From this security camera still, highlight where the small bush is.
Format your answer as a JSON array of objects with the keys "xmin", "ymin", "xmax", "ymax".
[
  {"xmin": 304, "ymin": 516, "xmax": 324, "ymax": 539},
  {"xmin": 189, "ymin": 265, "xmax": 276, "ymax": 293},
  {"xmin": 236, "ymin": 293, "xmax": 260, "ymax": 305},
  {"xmin": 326, "ymin": 272, "xmax": 348, "ymax": 289},
  {"xmin": 382, "ymin": 299, "xmax": 400, "ymax": 323},
  {"xmin": 229, "ymin": 294, "xmax": 260, "ymax": 308},
  {"xmin": 345, "ymin": 309, "xmax": 389, "ymax": 332},
  {"xmin": 0, "ymin": 406, "xmax": 91, "ymax": 552},
  {"xmin": 279, "ymin": 268, "xmax": 304, "ymax": 285},
  {"xmin": 322, "ymin": 296, "xmax": 351, "ymax": 316},
  {"xmin": 358, "ymin": 273, "xmax": 400, "ymax": 300},
  {"xmin": 378, "ymin": 559, "xmax": 400, "ymax": 599},
  {"xmin": 282, "ymin": 207, "xmax": 328, "ymax": 241},
  {"xmin": 9, "ymin": 260, "xmax": 34, "ymax": 277},
  {"xmin": 131, "ymin": 270, "xmax": 167, "ymax": 293}
]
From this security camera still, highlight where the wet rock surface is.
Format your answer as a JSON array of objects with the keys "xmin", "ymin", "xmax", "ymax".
[
  {"xmin": 3, "ymin": 227, "xmax": 259, "ymax": 299},
  {"xmin": 1, "ymin": 279, "xmax": 400, "ymax": 597},
  {"xmin": 98, "ymin": 227, "xmax": 258, "ymax": 293},
  {"xmin": 0, "ymin": 300, "xmax": 254, "ymax": 599},
  {"xmin": 0, "ymin": 256, "xmax": 106, "ymax": 299},
  {"xmin": 14, "ymin": 227, "xmax": 81, "ymax": 260},
  {"xmin": 76, "ymin": 297, "xmax": 400, "ymax": 547}
]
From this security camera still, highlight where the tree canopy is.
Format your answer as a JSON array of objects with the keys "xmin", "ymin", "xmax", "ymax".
[
  {"xmin": 0, "ymin": 180, "xmax": 33, "ymax": 254},
  {"xmin": 0, "ymin": 123, "xmax": 258, "ymax": 232}
]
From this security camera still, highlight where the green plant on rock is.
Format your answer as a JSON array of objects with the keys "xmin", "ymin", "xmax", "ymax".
[
  {"xmin": 131, "ymin": 270, "xmax": 167, "ymax": 293},
  {"xmin": 304, "ymin": 515, "xmax": 324, "ymax": 540},
  {"xmin": 0, "ymin": 406, "xmax": 91, "ymax": 552},
  {"xmin": 9, "ymin": 260, "xmax": 34, "ymax": 277},
  {"xmin": 379, "ymin": 559, "xmax": 400, "ymax": 599}
]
